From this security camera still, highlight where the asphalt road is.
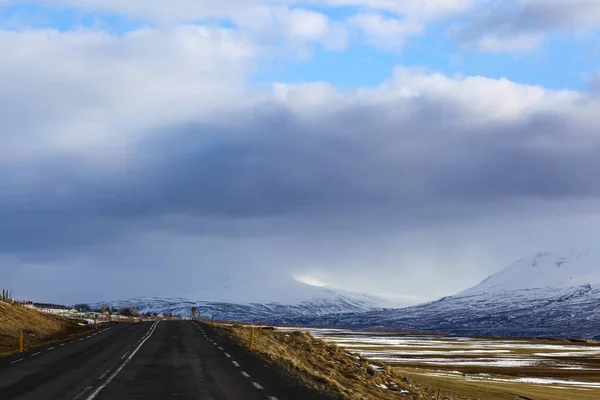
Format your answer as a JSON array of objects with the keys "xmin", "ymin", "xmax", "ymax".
[{"xmin": 0, "ymin": 321, "xmax": 330, "ymax": 400}]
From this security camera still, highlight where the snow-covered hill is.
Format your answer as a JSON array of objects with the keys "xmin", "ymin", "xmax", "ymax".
[
  {"xmin": 459, "ymin": 248, "xmax": 600, "ymax": 295},
  {"xmin": 91, "ymin": 276, "xmax": 392, "ymax": 322},
  {"xmin": 298, "ymin": 249, "xmax": 600, "ymax": 339}
]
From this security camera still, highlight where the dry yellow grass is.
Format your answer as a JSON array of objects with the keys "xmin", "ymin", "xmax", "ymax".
[
  {"xmin": 0, "ymin": 302, "xmax": 91, "ymax": 355},
  {"xmin": 216, "ymin": 325, "xmax": 477, "ymax": 400}
]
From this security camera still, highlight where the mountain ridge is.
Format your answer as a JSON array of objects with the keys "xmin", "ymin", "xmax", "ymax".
[
  {"xmin": 91, "ymin": 249, "xmax": 600, "ymax": 339},
  {"xmin": 90, "ymin": 277, "xmax": 394, "ymax": 321},
  {"xmin": 297, "ymin": 249, "xmax": 600, "ymax": 338}
]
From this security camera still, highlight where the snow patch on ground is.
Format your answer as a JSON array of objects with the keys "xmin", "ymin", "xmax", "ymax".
[{"xmin": 308, "ymin": 329, "xmax": 600, "ymax": 390}]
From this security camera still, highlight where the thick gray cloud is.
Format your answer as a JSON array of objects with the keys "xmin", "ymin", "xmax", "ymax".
[
  {"xmin": 2, "ymin": 22, "xmax": 600, "ymax": 305},
  {"xmin": 3, "ymin": 92, "xmax": 600, "ymax": 254},
  {"xmin": 3, "ymin": 77, "xmax": 600, "ymax": 303}
]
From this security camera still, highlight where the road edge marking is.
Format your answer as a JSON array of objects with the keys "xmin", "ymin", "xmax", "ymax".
[{"xmin": 74, "ymin": 386, "xmax": 93, "ymax": 400}]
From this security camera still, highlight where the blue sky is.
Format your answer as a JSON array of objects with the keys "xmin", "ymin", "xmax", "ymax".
[{"xmin": 2, "ymin": 1, "xmax": 600, "ymax": 304}]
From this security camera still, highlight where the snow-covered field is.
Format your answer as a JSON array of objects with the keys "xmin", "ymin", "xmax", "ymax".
[{"xmin": 296, "ymin": 328, "xmax": 600, "ymax": 395}]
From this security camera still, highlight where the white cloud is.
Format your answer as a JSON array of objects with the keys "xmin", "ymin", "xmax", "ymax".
[
  {"xmin": 0, "ymin": 25, "xmax": 256, "ymax": 161},
  {"xmin": 472, "ymin": 32, "xmax": 545, "ymax": 54},
  {"xmin": 283, "ymin": 8, "xmax": 329, "ymax": 39},
  {"xmin": 0, "ymin": 0, "xmax": 477, "ymax": 22},
  {"xmin": 1, "ymin": 0, "xmax": 261, "ymax": 24},
  {"xmin": 324, "ymin": 0, "xmax": 477, "ymax": 20},
  {"xmin": 280, "ymin": 67, "xmax": 584, "ymax": 124},
  {"xmin": 232, "ymin": 6, "xmax": 348, "ymax": 51},
  {"xmin": 0, "ymin": 0, "xmax": 476, "ymax": 54},
  {"xmin": 349, "ymin": 13, "xmax": 423, "ymax": 51},
  {"xmin": 452, "ymin": 0, "xmax": 600, "ymax": 53},
  {"xmin": 293, "ymin": 275, "xmax": 329, "ymax": 287}
]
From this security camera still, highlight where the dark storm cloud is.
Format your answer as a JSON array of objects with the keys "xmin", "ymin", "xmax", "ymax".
[{"xmin": 2, "ymin": 94, "xmax": 600, "ymax": 258}]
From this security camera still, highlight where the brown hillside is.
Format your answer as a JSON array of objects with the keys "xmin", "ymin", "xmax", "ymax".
[
  {"xmin": 0, "ymin": 302, "xmax": 91, "ymax": 356},
  {"xmin": 215, "ymin": 325, "xmax": 477, "ymax": 400}
]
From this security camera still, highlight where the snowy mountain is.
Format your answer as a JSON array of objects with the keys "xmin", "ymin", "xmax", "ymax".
[
  {"xmin": 296, "ymin": 249, "xmax": 600, "ymax": 339},
  {"xmin": 91, "ymin": 250, "xmax": 600, "ymax": 339},
  {"xmin": 458, "ymin": 248, "xmax": 600, "ymax": 295},
  {"xmin": 91, "ymin": 276, "xmax": 392, "ymax": 322}
]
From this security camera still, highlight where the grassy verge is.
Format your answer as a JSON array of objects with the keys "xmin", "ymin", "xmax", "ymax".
[
  {"xmin": 215, "ymin": 324, "xmax": 477, "ymax": 400},
  {"xmin": 0, "ymin": 302, "xmax": 94, "ymax": 356}
]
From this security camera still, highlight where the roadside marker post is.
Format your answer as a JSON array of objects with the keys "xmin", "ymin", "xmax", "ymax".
[
  {"xmin": 19, "ymin": 331, "xmax": 24, "ymax": 353},
  {"xmin": 94, "ymin": 318, "xmax": 98, "ymax": 329},
  {"xmin": 197, "ymin": 313, "xmax": 200, "ymax": 322},
  {"xmin": 248, "ymin": 328, "xmax": 255, "ymax": 351},
  {"xmin": 211, "ymin": 315, "xmax": 215, "ymax": 326}
]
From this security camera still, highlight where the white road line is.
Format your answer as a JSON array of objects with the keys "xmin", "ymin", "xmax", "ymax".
[
  {"xmin": 267, "ymin": 397, "xmax": 279, "ymax": 400},
  {"xmin": 85, "ymin": 321, "xmax": 160, "ymax": 400},
  {"xmin": 121, "ymin": 351, "xmax": 130, "ymax": 360},
  {"xmin": 218, "ymin": 346, "xmax": 223, "ymax": 351},
  {"xmin": 31, "ymin": 352, "xmax": 41, "ymax": 357},
  {"xmin": 11, "ymin": 358, "xmax": 23, "ymax": 364},
  {"xmin": 86, "ymin": 336, "xmax": 92, "ymax": 339},
  {"xmin": 241, "ymin": 371, "xmax": 250, "ymax": 378},
  {"xmin": 73, "ymin": 386, "xmax": 93, "ymax": 400},
  {"xmin": 60, "ymin": 344, "xmax": 66, "ymax": 347},
  {"xmin": 251, "ymin": 382, "xmax": 264, "ymax": 390},
  {"xmin": 79, "ymin": 339, "xmax": 84, "ymax": 342},
  {"xmin": 224, "ymin": 353, "xmax": 231, "ymax": 358},
  {"xmin": 232, "ymin": 361, "xmax": 239, "ymax": 367},
  {"xmin": 47, "ymin": 347, "xmax": 55, "ymax": 351},
  {"xmin": 98, "ymin": 367, "xmax": 113, "ymax": 380},
  {"xmin": 70, "ymin": 341, "xmax": 76, "ymax": 344}
]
